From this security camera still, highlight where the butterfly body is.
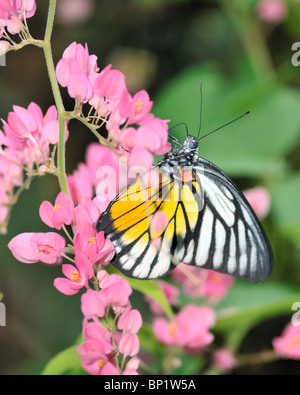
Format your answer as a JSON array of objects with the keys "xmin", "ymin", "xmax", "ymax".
[{"xmin": 97, "ymin": 135, "xmax": 273, "ymax": 282}]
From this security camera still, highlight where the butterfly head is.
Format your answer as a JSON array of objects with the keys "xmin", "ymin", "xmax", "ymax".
[{"xmin": 183, "ymin": 136, "xmax": 198, "ymax": 152}]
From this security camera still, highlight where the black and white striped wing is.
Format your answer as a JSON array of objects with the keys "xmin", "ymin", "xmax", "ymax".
[{"xmin": 183, "ymin": 157, "xmax": 273, "ymax": 282}]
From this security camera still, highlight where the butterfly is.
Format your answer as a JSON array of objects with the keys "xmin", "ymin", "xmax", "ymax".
[{"xmin": 97, "ymin": 116, "xmax": 273, "ymax": 282}]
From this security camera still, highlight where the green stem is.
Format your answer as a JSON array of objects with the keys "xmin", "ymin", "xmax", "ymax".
[{"xmin": 43, "ymin": 0, "xmax": 69, "ymax": 194}]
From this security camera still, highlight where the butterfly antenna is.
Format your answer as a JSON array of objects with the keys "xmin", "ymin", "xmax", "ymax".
[
  {"xmin": 196, "ymin": 81, "xmax": 203, "ymax": 140},
  {"xmin": 169, "ymin": 121, "xmax": 189, "ymax": 138},
  {"xmin": 197, "ymin": 111, "xmax": 250, "ymax": 142}
]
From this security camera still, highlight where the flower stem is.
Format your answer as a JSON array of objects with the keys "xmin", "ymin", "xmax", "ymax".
[{"xmin": 43, "ymin": 0, "xmax": 70, "ymax": 195}]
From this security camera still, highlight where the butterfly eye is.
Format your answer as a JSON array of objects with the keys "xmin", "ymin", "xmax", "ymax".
[{"xmin": 188, "ymin": 140, "xmax": 198, "ymax": 150}]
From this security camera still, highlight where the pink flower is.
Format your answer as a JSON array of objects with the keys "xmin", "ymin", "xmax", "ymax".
[
  {"xmin": 74, "ymin": 198, "xmax": 101, "ymax": 229},
  {"xmin": 0, "ymin": 40, "xmax": 10, "ymax": 51},
  {"xmin": 135, "ymin": 118, "xmax": 171, "ymax": 155},
  {"xmin": 153, "ymin": 304, "xmax": 216, "ymax": 351},
  {"xmin": 176, "ymin": 305, "xmax": 216, "ymax": 350},
  {"xmin": 99, "ymin": 362, "xmax": 120, "ymax": 375},
  {"xmin": 117, "ymin": 308, "xmax": 142, "ymax": 333},
  {"xmin": 256, "ymin": 0, "xmax": 288, "ymax": 23},
  {"xmin": 273, "ymin": 323, "xmax": 300, "ymax": 360},
  {"xmin": 54, "ymin": 254, "xmax": 94, "ymax": 296},
  {"xmin": 119, "ymin": 333, "xmax": 140, "ymax": 357},
  {"xmin": 99, "ymin": 274, "xmax": 132, "ymax": 308},
  {"xmin": 79, "ymin": 319, "xmax": 113, "ymax": 375},
  {"xmin": 120, "ymin": 90, "xmax": 153, "ymax": 125},
  {"xmin": 81, "ymin": 289, "xmax": 105, "ymax": 318},
  {"xmin": 128, "ymin": 146, "xmax": 153, "ymax": 171},
  {"xmin": 77, "ymin": 339, "xmax": 112, "ymax": 374},
  {"xmin": 83, "ymin": 319, "xmax": 111, "ymax": 347},
  {"xmin": 68, "ymin": 163, "xmax": 94, "ymax": 204},
  {"xmin": 56, "ymin": 42, "xmax": 98, "ymax": 98},
  {"xmin": 119, "ymin": 127, "xmax": 136, "ymax": 151},
  {"xmin": 198, "ymin": 270, "xmax": 235, "ymax": 303},
  {"xmin": 0, "ymin": 0, "xmax": 36, "ymax": 37},
  {"xmin": 8, "ymin": 232, "xmax": 66, "ymax": 265},
  {"xmin": 39, "ymin": 192, "xmax": 74, "ymax": 230},
  {"xmin": 3, "ymin": 104, "xmax": 38, "ymax": 141},
  {"xmin": 243, "ymin": 186, "xmax": 271, "ymax": 220},
  {"xmin": 213, "ymin": 349, "xmax": 237, "ymax": 372},
  {"xmin": 74, "ymin": 227, "xmax": 115, "ymax": 265},
  {"xmin": 93, "ymin": 68, "xmax": 126, "ymax": 101},
  {"xmin": 67, "ymin": 73, "xmax": 93, "ymax": 103},
  {"xmin": 57, "ymin": 0, "xmax": 95, "ymax": 25},
  {"xmin": 153, "ymin": 318, "xmax": 179, "ymax": 346},
  {"xmin": 1, "ymin": 103, "xmax": 66, "ymax": 171}
]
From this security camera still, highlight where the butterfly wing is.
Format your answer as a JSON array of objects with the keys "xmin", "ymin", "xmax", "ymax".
[
  {"xmin": 97, "ymin": 168, "xmax": 203, "ymax": 279},
  {"xmin": 97, "ymin": 158, "xmax": 273, "ymax": 282},
  {"xmin": 184, "ymin": 157, "xmax": 273, "ymax": 282}
]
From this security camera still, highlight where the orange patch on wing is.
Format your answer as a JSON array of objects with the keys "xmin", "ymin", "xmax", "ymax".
[{"xmin": 179, "ymin": 169, "xmax": 196, "ymax": 183}]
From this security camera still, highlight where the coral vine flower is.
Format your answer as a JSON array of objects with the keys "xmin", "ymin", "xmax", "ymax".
[
  {"xmin": 93, "ymin": 68, "xmax": 126, "ymax": 101},
  {"xmin": 39, "ymin": 192, "xmax": 74, "ymax": 230},
  {"xmin": 213, "ymin": 349, "xmax": 237, "ymax": 372},
  {"xmin": 243, "ymin": 186, "xmax": 271, "ymax": 220},
  {"xmin": 273, "ymin": 323, "xmax": 300, "ymax": 360},
  {"xmin": 117, "ymin": 308, "xmax": 143, "ymax": 334},
  {"xmin": 56, "ymin": 42, "xmax": 98, "ymax": 103},
  {"xmin": 119, "ymin": 333, "xmax": 140, "ymax": 357},
  {"xmin": 128, "ymin": 90, "xmax": 153, "ymax": 125},
  {"xmin": 54, "ymin": 254, "xmax": 94, "ymax": 296},
  {"xmin": 8, "ymin": 232, "xmax": 66, "ymax": 264},
  {"xmin": 78, "ymin": 274, "xmax": 140, "ymax": 375},
  {"xmin": 74, "ymin": 226, "xmax": 115, "ymax": 265},
  {"xmin": 135, "ymin": 118, "xmax": 171, "ymax": 155},
  {"xmin": 99, "ymin": 274, "xmax": 133, "ymax": 308},
  {"xmin": 0, "ymin": 0, "xmax": 36, "ymax": 37},
  {"xmin": 81, "ymin": 289, "xmax": 105, "ymax": 319}
]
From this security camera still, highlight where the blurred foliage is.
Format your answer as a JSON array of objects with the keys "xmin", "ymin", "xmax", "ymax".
[{"xmin": 1, "ymin": 0, "xmax": 300, "ymax": 375}]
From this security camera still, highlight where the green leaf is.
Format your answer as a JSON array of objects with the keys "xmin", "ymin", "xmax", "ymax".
[
  {"xmin": 214, "ymin": 280, "xmax": 300, "ymax": 350},
  {"xmin": 41, "ymin": 345, "xmax": 83, "ymax": 376},
  {"xmin": 0, "ymin": 293, "xmax": 3, "ymax": 302},
  {"xmin": 153, "ymin": 63, "xmax": 300, "ymax": 177},
  {"xmin": 270, "ymin": 173, "xmax": 300, "ymax": 244}
]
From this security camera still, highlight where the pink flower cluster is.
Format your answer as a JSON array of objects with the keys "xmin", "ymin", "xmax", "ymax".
[
  {"xmin": 8, "ymin": 191, "xmax": 141, "ymax": 374},
  {"xmin": 8, "ymin": 192, "xmax": 114, "ymax": 273},
  {"xmin": 0, "ymin": 103, "xmax": 64, "ymax": 233},
  {"xmin": 144, "ymin": 266, "xmax": 235, "ymax": 357},
  {"xmin": 0, "ymin": 0, "xmax": 36, "ymax": 46},
  {"xmin": 56, "ymin": 42, "xmax": 170, "ymax": 186},
  {"xmin": 78, "ymin": 272, "xmax": 141, "ymax": 375},
  {"xmin": 67, "ymin": 143, "xmax": 127, "ymax": 209}
]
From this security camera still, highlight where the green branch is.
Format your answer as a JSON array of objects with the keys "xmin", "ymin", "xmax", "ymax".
[{"xmin": 43, "ymin": 0, "xmax": 69, "ymax": 194}]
